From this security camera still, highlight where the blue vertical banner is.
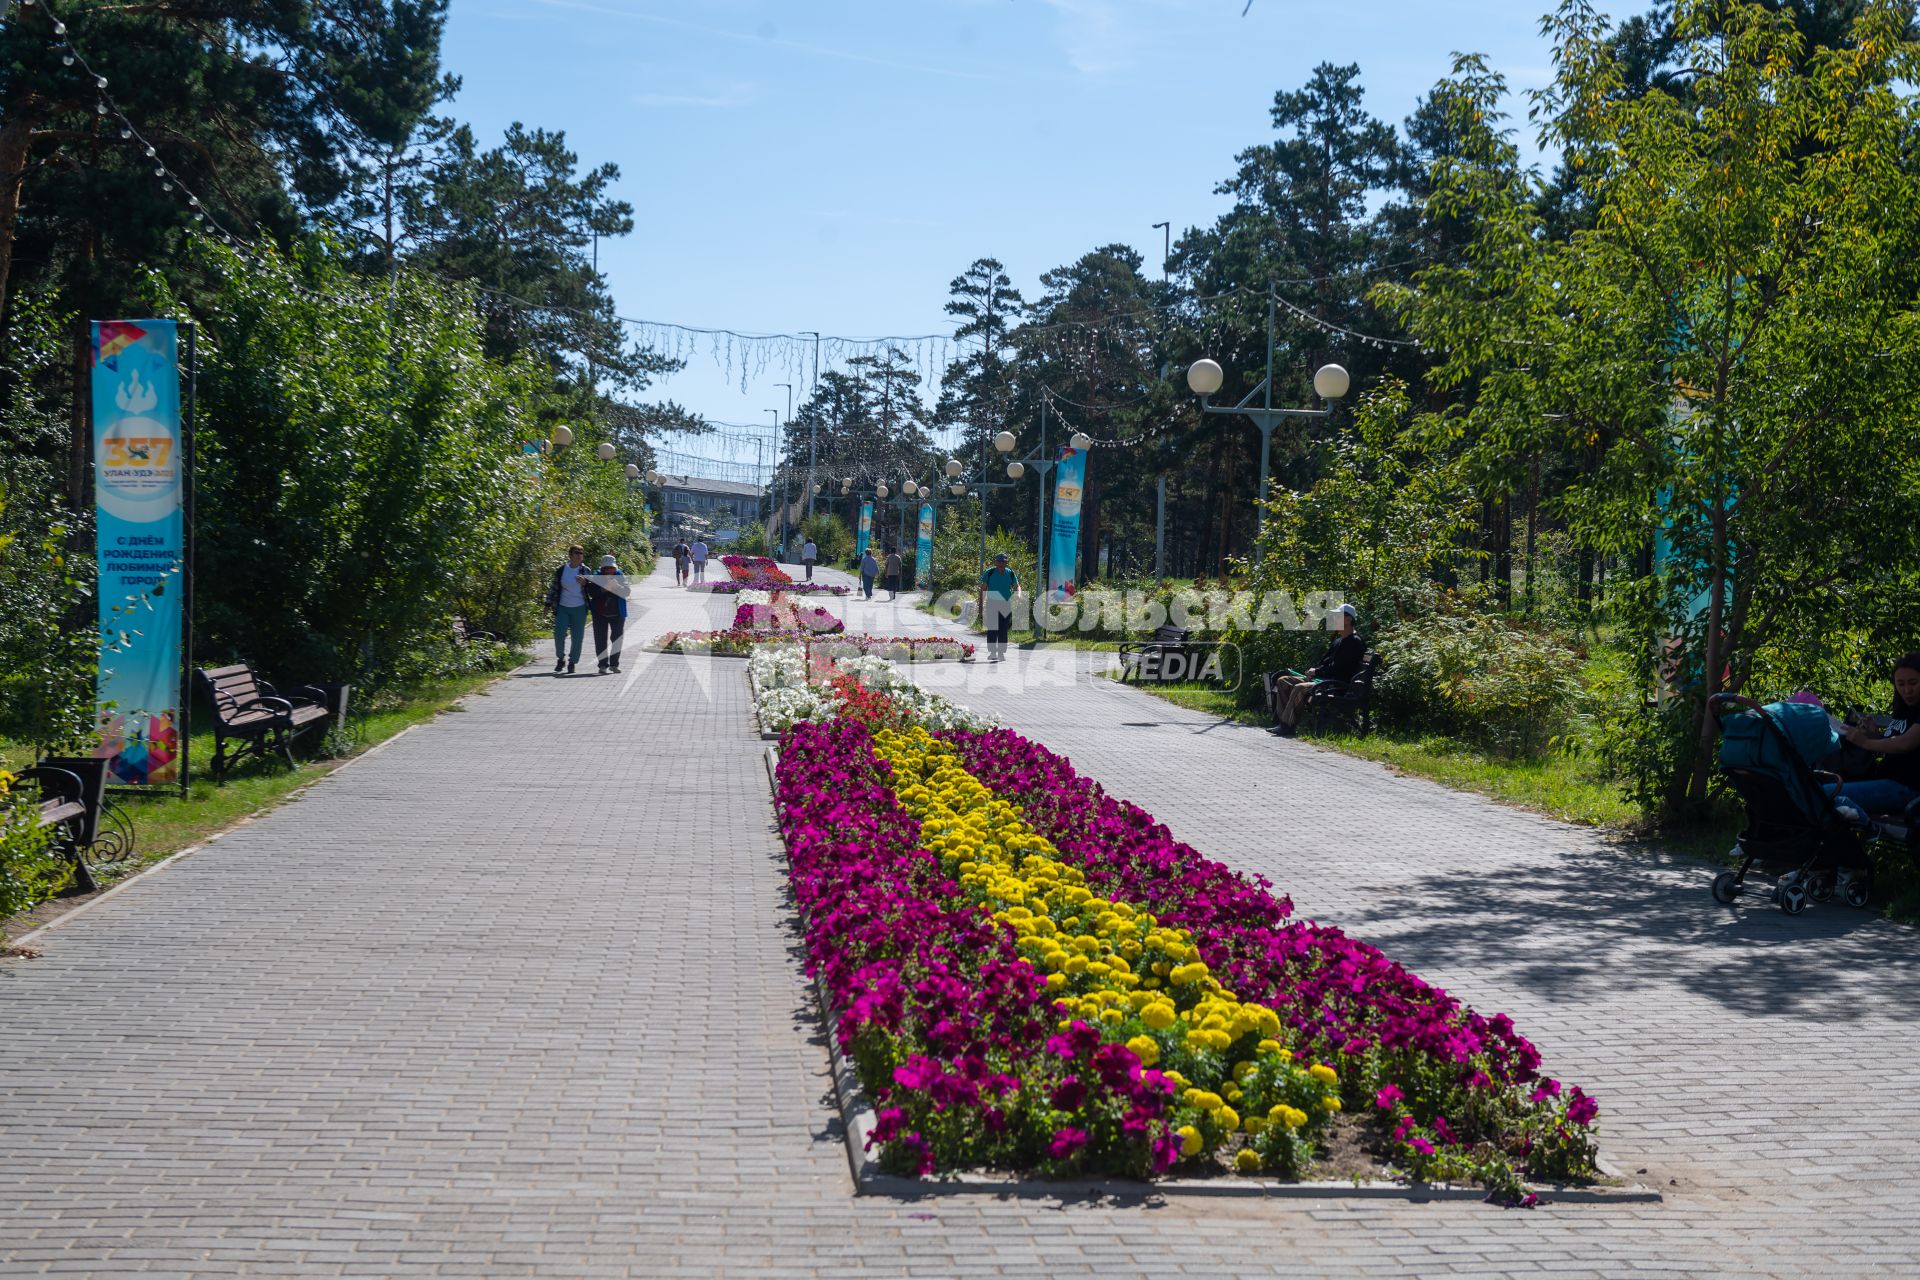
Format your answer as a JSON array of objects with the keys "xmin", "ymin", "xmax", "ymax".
[
  {"xmin": 915, "ymin": 503, "xmax": 935, "ymax": 589},
  {"xmin": 856, "ymin": 501, "xmax": 873, "ymax": 560},
  {"xmin": 92, "ymin": 320, "xmax": 186, "ymax": 786},
  {"xmin": 1047, "ymin": 446, "xmax": 1087, "ymax": 601}
]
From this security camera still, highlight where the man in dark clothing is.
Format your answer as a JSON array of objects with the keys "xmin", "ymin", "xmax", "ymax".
[
  {"xmin": 544, "ymin": 545, "xmax": 591, "ymax": 674},
  {"xmin": 1267, "ymin": 603, "xmax": 1365, "ymax": 736}
]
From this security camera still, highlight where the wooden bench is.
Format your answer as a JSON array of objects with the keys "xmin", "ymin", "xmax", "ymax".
[
  {"xmin": 452, "ymin": 617, "xmax": 505, "ymax": 648},
  {"xmin": 1117, "ymin": 625, "xmax": 1193, "ymax": 683},
  {"xmin": 196, "ymin": 662, "xmax": 333, "ymax": 782},
  {"xmin": 1306, "ymin": 652, "xmax": 1383, "ymax": 737},
  {"xmin": 17, "ymin": 757, "xmax": 111, "ymax": 894}
]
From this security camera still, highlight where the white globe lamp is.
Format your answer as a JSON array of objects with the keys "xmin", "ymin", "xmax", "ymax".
[
  {"xmin": 596, "ymin": 441, "xmax": 616, "ymax": 461},
  {"xmin": 1069, "ymin": 432, "xmax": 1091, "ymax": 451},
  {"xmin": 551, "ymin": 424, "xmax": 574, "ymax": 448},
  {"xmin": 943, "ymin": 457, "xmax": 964, "ymax": 478},
  {"xmin": 1313, "ymin": 364, "xmax": 1352, "ymax": 400},
  {"xmin": 993, "ymin": 430, "xmax": 1017, "ymax": 454},
  {"xmin": 1007, "ymin": 460, "xmax": 1026, "ymax": 480},
  {"xmin": 624, "ymin": 463, "xmax": 640, "ymax": 480},
  {"xmin": 1186, "ymin": 359, "xmax": 1224, "ymax": 397}
]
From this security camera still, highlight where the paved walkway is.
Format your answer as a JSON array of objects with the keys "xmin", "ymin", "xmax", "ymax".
[{"xmin": 3, "ymin": 557, "xmax": 1917, "ymax": 1276}]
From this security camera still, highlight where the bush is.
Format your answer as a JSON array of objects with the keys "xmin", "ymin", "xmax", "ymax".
[
  {"xmin": 0, "ymin": 772, "xmax": 71, "ymax": 929},
  {"xmin": 1371, "ymin": 602, "xmax": 1587, "ymax": 756}
]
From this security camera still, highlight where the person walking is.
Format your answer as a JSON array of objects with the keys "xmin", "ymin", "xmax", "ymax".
[
  {"xmin": 884, "ymin": 546, "xmax": 903, "ymax": 600},
  {"xmin": 801, "ymin": 537, "xmax": 818, "ymax": 581},
  {"xmin": 672, "ymin": 537, "xmax": 691, "ymax": 587},
  {"xmin": 859, "ymin": 548, "xmax": 880, "ymax": 600},
  {"xmin": 584, "ymin": 555, "xmax": 631, "ymax": 674},
  {"xmin": 690, "ymin": 537, "xmax": 709, "ymax": 584},
  {"xmin": 978, "ymin": 552, "xmax": 1020, "ymax": 663},
  {"xmin": 544, "ymin": 544, "xmax": 591, "ymax": 674}
]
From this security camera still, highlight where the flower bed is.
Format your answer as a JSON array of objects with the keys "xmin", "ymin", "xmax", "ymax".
[
  {"xmin": 750, "ymin": 645, "xmax": 989, "ymax": 733},
  {"xmin": 723, "ymin": 553, "xmax": 792, "ymax": 584},
  {"xmin": 763, "ymin": 669, "xmax": 1601, "ymax": 1196},
  {"xmin": 689, "ymin": 578, "xmax": 850, "ymax": 596},
  {"xmin": 934, "ymin": 728, "xmax": 1598, "ymax": 1194},
  {"xmin": 653, "ymin": 630, "xmax": 972, "ymax": 660},
  {"xmin": 734, "ymin": 600, "xmax": 844, "ymax": 635}
]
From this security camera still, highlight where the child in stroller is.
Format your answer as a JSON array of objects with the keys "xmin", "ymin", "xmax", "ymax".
[{"xmin": 1708, "ymin": 693, "xmax": 1906, "ymax": 915}]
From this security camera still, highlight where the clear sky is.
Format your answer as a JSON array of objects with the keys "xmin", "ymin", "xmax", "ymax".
[{"xmin": 441, "ymin": 0, "xmax": 1608, "ymax": 476}]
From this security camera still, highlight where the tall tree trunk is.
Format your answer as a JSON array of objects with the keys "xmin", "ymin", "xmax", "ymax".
[
  {"xmin": 1196, "ymin": 445, "xmax": 1222, "ymax": 576},
  {"xmin": 1079, "ymin": 464, "xmax": 1103, "ymax": 586},
  {"xmin": 1494, "ymin": 495, "xmax": 1513, "ymax": 610},
  {"xmin": 0, "ymin": 108, "xmax": 38, "ymax": 323}
]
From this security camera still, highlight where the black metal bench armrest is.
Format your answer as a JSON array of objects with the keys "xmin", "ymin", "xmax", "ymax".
[
  {"xmin": 288, "ymin": 684, "xmax": 330, "ymax": 707},
  {"xmin": 17, "ymin": 766, "xmax": 84, "ymax": 806},
  {"xmin": 219, "ymin": 696, "xmax": 295, "ymax": 724}
]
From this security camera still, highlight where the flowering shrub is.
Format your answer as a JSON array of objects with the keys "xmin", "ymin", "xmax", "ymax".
[
  {"xmin": 722, "ymin": 553, "xmax": 792, "ymax": 584},
  {"xmin": 1, "ymin": 769, "xmax": 71, "ymax": 927},
  {"xmin": 938, "ymin": 727, "xmax": 1599, "ymax": 1195}
]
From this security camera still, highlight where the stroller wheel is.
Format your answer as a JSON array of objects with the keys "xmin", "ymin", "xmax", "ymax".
[
  {"xmin": 1779, "ymin": 882, "xmax": 1809, "ymax": 916},
  {"xmin": 1808, "ymin": 870, "xmax": 1837, "ymax": 903},
  {"xmin": 1842, "ymin": 875, "xmax": 1872, "ymax": 909},
  {"xmin": 1711, "ymin": 870, "xmax": 1740, "ymax": 904}
]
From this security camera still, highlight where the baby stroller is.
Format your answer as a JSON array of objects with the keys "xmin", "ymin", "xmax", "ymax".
[{"xmin": 1709, "ymin": 693, "xmax": 1876, "ymax": 915}]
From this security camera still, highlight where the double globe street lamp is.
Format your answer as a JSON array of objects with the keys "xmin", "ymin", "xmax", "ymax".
[{"xmin": 1186, "ymin": 282, "xmax": 1353, "ymax": 540}]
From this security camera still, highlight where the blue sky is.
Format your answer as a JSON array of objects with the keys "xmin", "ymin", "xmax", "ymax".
[{"xmin": 442, "ymin": 0, "xmax": 1608, "ymax": 474}]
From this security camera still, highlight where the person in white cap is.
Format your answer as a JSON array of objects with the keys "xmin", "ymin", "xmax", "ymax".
[
  {"xmin": 1266, "ymin": 602, "xmax": 1365, "ymax": 736},
  {"xmin": 582, "ymin": 554, "xmax": 632, "ymax": 674}
]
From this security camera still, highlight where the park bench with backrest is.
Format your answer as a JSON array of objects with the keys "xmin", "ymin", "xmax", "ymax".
[
  {"xmin": 16, "ymin": 756, "xmax": 114, "ymax": 894},
  {"xmin": 1117, "ymin": 625, "xmax": 1193, "ymax": 683},
  {"xmin": 196, "ymin": 662, "xmax": 332, "ymax": 782},
  {"xmin": 1305, "ymin": 652, "xmax": 1383, "ymax": 737}
]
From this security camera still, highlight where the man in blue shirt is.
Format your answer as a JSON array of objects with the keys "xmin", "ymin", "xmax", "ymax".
[{"xmin": 978, "ymin": 552, "xmax": 1020, "ymax": 663}]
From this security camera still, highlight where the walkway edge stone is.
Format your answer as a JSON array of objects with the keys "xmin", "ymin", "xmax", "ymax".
[{"xmin": 759, "ymin": 739, "xmax": 1662, "ymax": 1206}]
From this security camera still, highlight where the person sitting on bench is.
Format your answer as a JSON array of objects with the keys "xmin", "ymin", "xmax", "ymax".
[
  {"xmin": 1268, "ymin": 603, "xmax": 1366, "ymax": 737},
  {"xmin": 1830, "ymin": 652, "xmax": 1920, "ymax": 824}
]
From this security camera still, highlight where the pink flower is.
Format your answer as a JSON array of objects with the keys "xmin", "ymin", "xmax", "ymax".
[
  {"xmin": 1374, "ymin": 1085, "xmax": 1405, "ymax": 1111},
  {"xmin": 1048, "ymin": 1127, "xmax": 1089, "ymax": 1159}
]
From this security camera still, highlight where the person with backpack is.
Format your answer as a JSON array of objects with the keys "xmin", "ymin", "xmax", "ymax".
[
  {"xmin": 583, "ymin": 555, "xmax": 632, "ymax": 674},
  {"xmin": 543, "ymin": 544, "xmax": 591, "ymax": 674},
  {"xmin": 672, "ymin": 538, "xmax": 691, "ymax": 586},
  {"xmin": 859, "ymin": 548, "xmax": 880, "ymax": 600}
]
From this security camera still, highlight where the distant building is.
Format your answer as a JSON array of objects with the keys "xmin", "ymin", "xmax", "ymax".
[{"xmin": 650, "ymin": 474, "xmax": 765, "ymax": 546}]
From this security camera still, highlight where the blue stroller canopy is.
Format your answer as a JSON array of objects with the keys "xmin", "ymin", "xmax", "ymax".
[{"xmin": 1718, "ymin": 701, "xmax": 1839, "ymax": 824}]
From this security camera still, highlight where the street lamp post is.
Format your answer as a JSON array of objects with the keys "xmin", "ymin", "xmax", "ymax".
[{"xmin": 1188, "ymin": 281, "xmax": 1350, "ymax": 541}]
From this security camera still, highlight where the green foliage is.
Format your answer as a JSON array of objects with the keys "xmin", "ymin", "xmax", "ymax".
[
  {"xmin": 0, "ymin": 773, "xmax": 71, "ymax": 928},
  {"xmin": 164, "ymin": 236, "xmax": 646, "ymax": 683},
  {"xmin": 926, "ymin": 504, "xmax": 1036, "ymax": 603},
  {"xmin": 800, "ymin": 513, "xmax": 853, "ymax": 569},
  {"xmin": 0, "ymin": 298, "xmax": 96, "ymax": 751},
  {"xmin": 731, "ymin": 520, "xmax": 769, "ymax": 556},
  {"xmin": 1372, "ymin": 603, "xmax": 1588, "ymax": 757},
  {"xmin": 1387, "ymin": 0, "xmax": 1920, "ymax": 811}
]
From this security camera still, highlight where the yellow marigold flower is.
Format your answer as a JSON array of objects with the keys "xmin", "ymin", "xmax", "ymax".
[
  {"xmin": 1234, "ymin": 1148, "xmax": 1263, "ymax": 1173},
  {"xmin": 1225, "ymin": 1086, "xmax": 1243, "ymax": 1104},
  {"xmin": 1217, "ymin": 1105, "xmax": 1240, "ymax": 1131},
  {"xmin": 1064, "ymin": 955, "xmax": 1089, "ymax": 975},
  {"xmin": 1256, "ymin": 1038, "xmax": 1282, "ymax": 1055},
  {"xmin": 1309, "ymin": 1063, "xmax": 1339, "ymax": 1087},
  {"xmin": 1086, "ymin": 962, "xmax": 1112, "ymax": 979},
  {"xmin": 1162, "ymin": 1070, "xmax": 1189, "ymax": 1090},
  {"xmin": 1194, "ymin": 1091, "xmax": 1224, "ymax": 1113},
  {"xmin": 1243, "ymin": 1115, "xmax": 1268, "ymax": 1135},
  {"xmin": 1177, "ymin": 1125, "xmax": 1203, "ymax": 1157},
  {"xmin": 1233, "ymin": 1061, "xmax": 1258, "ymax": 1082},
  {"xmin": 1142, "ymin": 1003, "xmax": 1176, "ymax": 1031},
  {"xmin": 1322, "ymin": 1096, "xmax": 1342, "ymax": 1112},
  {"xmin": 1125, "ymin": 1035, "xmax": 1159, "ymax": 1066},
  {"xmin": 1044, "ymin": 973, "xmax": 1067, "ymax": 990},
  {"xmin": 1100, "ymin": 1008, "xmax": 1125, "ymax": 1024}
]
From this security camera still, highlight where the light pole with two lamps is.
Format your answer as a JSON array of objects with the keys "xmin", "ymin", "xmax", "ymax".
[{"xmin": 1186, "ymin": 283, "xmax": 1351, "ymax": 543}]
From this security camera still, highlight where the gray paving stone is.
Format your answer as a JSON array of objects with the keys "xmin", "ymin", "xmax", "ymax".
[{"xmin": 0, "ymin": 556, "xmax": 1914, "ymax": 1276}]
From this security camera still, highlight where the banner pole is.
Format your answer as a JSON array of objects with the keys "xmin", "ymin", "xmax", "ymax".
[{"xmin": 180, "ymin": 323, "xmax": 196, "ymax": 796}]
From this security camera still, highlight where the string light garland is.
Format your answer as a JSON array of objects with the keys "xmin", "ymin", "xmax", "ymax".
[{"xmin": 26, "ymin": 0, "xmax": 251, "ymax": 250}]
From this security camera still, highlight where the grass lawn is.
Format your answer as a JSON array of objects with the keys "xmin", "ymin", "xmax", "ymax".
[{"xmin": 3, "ymin": 661, "xmax": 522, "ymax": 939}]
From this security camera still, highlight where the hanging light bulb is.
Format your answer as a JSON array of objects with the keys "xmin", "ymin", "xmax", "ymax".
[
  {"xmin": 95, "ymin": 75, "xmax": 108, "ymax": 88},
  {"xmin": 119, "ymin": 128, "xmax": 131, "ymax": 139},
  {"xmin": 62, "ymin": 53, "xmax": 75, "ymax": 66}
]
